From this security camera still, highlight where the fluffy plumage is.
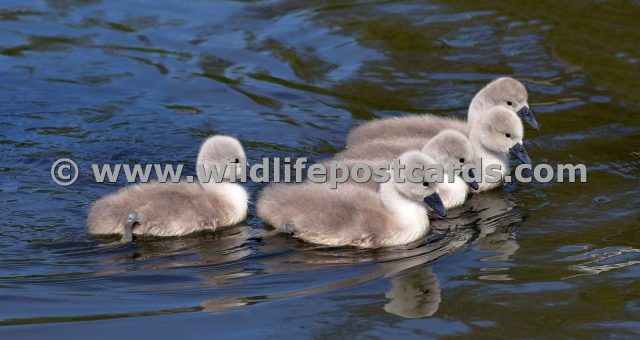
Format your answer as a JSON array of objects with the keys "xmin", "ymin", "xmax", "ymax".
[
  {"xmin": 257, "ymin": 151, "xmax": 446, "ymax": 248},
  {"xmin": 329, "ymin": 130, "xmax": 477, "ymax": 208},
  {"xmin": 346, "ymin": 115, "xmax": 468, "ymax": 149},
  {"xmin": 346, "ymin": 77, "xmax": 531, "ymax": 148},
  {"xmin": 469, "ymin": 106, "xmax": 526, "ymax": 191},
  {"xmin": 467, "ymin": 77, "xmax": 529, "ymax": 128},
  {"xmin": 87, "ymin": 135, "xmax": 248, "ymax": 242}
]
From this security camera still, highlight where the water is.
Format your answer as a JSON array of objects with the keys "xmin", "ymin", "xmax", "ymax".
[{"xmin": 1, "ymin": 0, "xmax": 639, "ymax": 338}]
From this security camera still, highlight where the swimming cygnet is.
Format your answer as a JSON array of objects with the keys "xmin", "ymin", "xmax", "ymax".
[
  {"xmin": 87, "ymin": 135, "xmax": 249, "ymax": 242},
  {"xmin": 420, "ymin": 130, "xmax": 478, "ymax": 207},
  {"xmin": 468, "ymin": 77, "xmax": 538, "ymax": 130},
  {"xmin": 257, "ymin": 151, "xmax": 447, "ymax": 248},
  {"xmin": 470, "ymin": 106, "xmax": 531, "ymax": 192},
  {"xmin": 346, "ymin": 77, "xmax": 537, "ymax": 148},
  {"xmin": 330, "ymin": 129, "xmax": 478, "ymax": 209}
]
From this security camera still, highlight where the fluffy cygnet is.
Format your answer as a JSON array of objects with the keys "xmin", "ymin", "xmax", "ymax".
[
  {"xmin": 338, "ymin": 106, "xmax": 531, "ymax": 193},
  {"xmin": 336, "ymin": 137, "xmax": 434, "ymax": 161},
  {"xmin": 329, "ymin": 129, "xmax": 478, "ymax": 209},
  {"xmin": 468, "ymin": 77, "xmax": 538, "ymax": 130},
  {"xmin": 346, "ymin": 77, "xmax": 537, "ymax": 148},
  {"xmin": 87, "ymin": 135, "xmax": 249, "ymax": 242},
  {"xmin": 470, "ymin": 106, "xmax": 531, "ymax": 192},
  {"xmin": 346, "ymin": 115, "xmax": 468, "ymax": 149},
  {"xmin": 420, "ymin": 130, "xmax": 478, "ymax": 207},
  {"xmin": 257, "ymin": 151, "xmax": 447, "ymax": 248}
]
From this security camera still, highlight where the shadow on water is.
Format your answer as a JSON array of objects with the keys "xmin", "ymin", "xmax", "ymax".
[{"xmin": 1, "ymin": 0, "xmax": 640, "ymax": 337}]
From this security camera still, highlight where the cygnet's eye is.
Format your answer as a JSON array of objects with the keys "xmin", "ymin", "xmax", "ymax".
[
  {"xmin": 422, "ymin": 182, "xmax": 429, "ymax": 187},
  {"xmin": 230, "ymin": 158, "xmax": 240, "ymax": 163},
  {"xmin": 506, "ymin": 101, "xmax": 513, "ymax": 106},
  {"xmin": 459, "ymin": 158, "xmax": 465, "ymax": 163},
  {"xmin": 505, "ymin": 133, "xmax": 511, "ymax": 138}
]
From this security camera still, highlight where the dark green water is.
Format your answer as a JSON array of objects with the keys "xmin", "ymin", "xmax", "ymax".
[{"xmin": 1, "ymin": 0, "xmax": 639, "ymax": 338}]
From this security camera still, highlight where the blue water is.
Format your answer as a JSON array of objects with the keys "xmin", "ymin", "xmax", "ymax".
[{"xmin": 1, "ymin": 0, "xmax": 640, "ymax": 338}]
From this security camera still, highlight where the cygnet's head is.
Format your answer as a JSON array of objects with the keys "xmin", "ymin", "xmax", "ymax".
[
  {"xmin": 422, "ymin": 129, "xmax": 478, "ymax": 190},
  {"xmin": 474, "ymin": 77, "xmax": 538, "ymax": 129},
  {"xmin": 393, "ymin": 150, "xmax": 447, "ymax": 217},
  {"xmin": 472, "ymin": 106, "xmax": 531, "ymax": 164},
  {"xmin": 196, "ymin": 135, "xmax": 246, "ymax": 184}
]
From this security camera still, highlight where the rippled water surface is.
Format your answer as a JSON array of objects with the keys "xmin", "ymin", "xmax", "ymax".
[{"xmin": 1, "ymin": 0, "xmax": 640, "ymax": 338}]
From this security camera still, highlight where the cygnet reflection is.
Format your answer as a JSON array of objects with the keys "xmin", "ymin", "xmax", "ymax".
[{"xmin": 384, "ymin": 267, "xmax": 441, "ymax": 318}]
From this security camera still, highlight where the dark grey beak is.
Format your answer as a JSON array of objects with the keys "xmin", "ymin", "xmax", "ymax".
[
  {"xmin": 465, "ymin": 168, "xmax": 479, "ymax": 190},
  {"xmin": 509, "ymin": 143, "xmax": 531, "ymax": 164},
  {"xmin": 423, "ymin": 192, "xmax": 447, "ymax": 217},
  {"xmin": 517, "ymin": 106, "xmax": 539, "ymax": 130}
]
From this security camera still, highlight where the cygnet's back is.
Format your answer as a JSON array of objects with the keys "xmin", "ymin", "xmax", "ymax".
[
  {"xmin": 335, "ymin": 137, "xmax": 431, "ymax": 161},
  {"xmin": 317, "ymin": 157, "xmax": 400, "ymax": 191},
  {"xmin": 259, "ymin": 183, "xmax": 396, "ymax": 246},
  {"xmin": 346, "ymin": 115, "xmax": 468, "ymax": 149},
  {"xmin": 87, "ymin": 182, "xmax": 244, "ymax": 238},
  {"xmin": 86, "ymin": 135, "xmax": 248, "ymax": 241}
]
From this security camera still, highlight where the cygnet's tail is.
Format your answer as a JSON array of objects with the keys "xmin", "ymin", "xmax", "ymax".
[
  {"xmin": 121, "ymin": 212, "xmax": 139, "ymax": 243},
  {"xmin": 256, "ymin": 184, "xmax": 297, "ymax": 230}
]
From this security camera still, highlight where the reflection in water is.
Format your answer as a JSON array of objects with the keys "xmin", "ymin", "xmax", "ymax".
[
  {"xmin": 384, "ymin": 267, "xmax": 441, "ymax": 318},
  {"xmin": 471, "ymin": 192, "xmax": 521, "ymax": 263},
  {"xmin": 201, "ymin": 227, "xmax": 475, "ymax": 314},
  {"xmin": 2, "ymin": 0, "xmax": 640, "ymax": 336},
  {"xmin": 379, "ymin": 191, "xmax": 524, "ymax": 317},
  {"xmin": 198, "ymin": 193, "xmax": 523, "ymax": 317},
  {"xmin": 562, "ymin": 246, "xmax": 640, "ymax": 279},
  {"xmin": 470, "ymin": 192, "xmax": 522, "ymax": 281},
  {"xmin": 435, "ymin": 191, "xmax": 522, "ymax": 281},
  {"xmin": 0, "ymin": 200, "xmax": 521, "ymax": 323}
]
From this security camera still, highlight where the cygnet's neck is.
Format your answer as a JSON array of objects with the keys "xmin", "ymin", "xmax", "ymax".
[
  {"xmin": 379, "ymin": 181, "xmax": 429, "ymax": 240},
  {"xmin": 468, "ymin": 92, "xmax": 489, "ymax": 126},
  {"xmin": 201, "ymin": 181, "xmax": 249, "ymax": 224},
  {"xmin": 437, "ymin": 173, "xmax": 468, "ymax": 209},
  {"xmin": 469, "ymin": 139, "xmax": 510, "ymax": 192}
]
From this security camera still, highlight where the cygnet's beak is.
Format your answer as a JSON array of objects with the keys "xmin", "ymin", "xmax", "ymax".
[
  {"xmin": 517, "ymin": 105, "xmax": 539, "ymax": 130},
  {"xmin": 509, "ymin": 143, "xmax": 531, "ymax": 164},
  {"xmin": 465, "ymin": 168, "xmax": 479, "ymax": 190},
  {"xmin": 423, "ymin": 192, "xmax": 447, "ymax": 217}
]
